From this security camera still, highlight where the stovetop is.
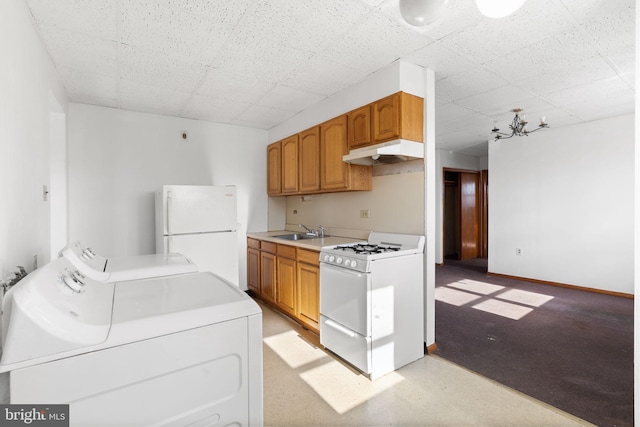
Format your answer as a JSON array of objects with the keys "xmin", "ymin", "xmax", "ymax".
[{"xmin": 319, "ymin": 232, "xmax": 424, "ymax": 271}]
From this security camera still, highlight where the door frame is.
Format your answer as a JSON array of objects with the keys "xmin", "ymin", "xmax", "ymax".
[{"xmin": 442, "ymin": 168, "xmax": 486, "ymax": 261}]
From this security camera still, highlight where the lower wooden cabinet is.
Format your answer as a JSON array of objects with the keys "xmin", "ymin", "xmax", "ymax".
[
  {"xmin": 247, "ymin": 238, "xmax": 320, "ymax": 333},
  {"xmin": 297, "ymin": 248, "xmax": 320, "ymax": 332}
]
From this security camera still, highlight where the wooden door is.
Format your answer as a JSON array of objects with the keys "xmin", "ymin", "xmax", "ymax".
[
  {"xmin": 348, "ymin": 105, "xmax": 372, "ymax": 149},
  {"xmin": 247, "ymin": 247, "xmax": 260, "ymax": 293},
  {"xmin": 320, "ymin": 115, "xmax": 348, "ymax": 191},
  {"xmin": 276, "ymin": 256, "xmax": 297, "ymax": 317},
  {"xmin": 260, "ymin": 251, "xmax": 276, "ymax": 304},
  {"xmin": 267, "ymin": 142, "xmax": 281, "ymax": 195},
  {"xmin": 459, "ymin": 172, "xmax": 480, "ymax": 260},
  {"xmin": 373, "ymin": 93, "xmax": 400, "ymax": 142},
  {"xmin": 299, "ymin": 126, "xmax": 320, "ymax": 193},
  {"xmin": 281, "ymin": 135, "xmax": 299, "ymax": 194}
]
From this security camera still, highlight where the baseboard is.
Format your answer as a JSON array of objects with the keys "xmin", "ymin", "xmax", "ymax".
[
  {"xmin": 424, "ymin": 342, "xmax": 438, "ymax": 354},
  {"xmin": 487, "ymin": 271, "xmax": 634, "ymax": 299}
]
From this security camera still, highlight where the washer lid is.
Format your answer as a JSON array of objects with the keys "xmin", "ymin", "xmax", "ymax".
[{"xmin": 108, "ymin": 272, "xmax": 260, "ymax": 345}]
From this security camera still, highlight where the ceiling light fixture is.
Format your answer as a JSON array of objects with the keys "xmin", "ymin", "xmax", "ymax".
[
  {"xmin": 491, "ymin": 108, "xmax": 549, "ymax": 140},
  {"xmin": 399, "ymin": 0, "xmax": 448, "ymax": 26},
  {"xmin": 476, "ymin": 0, "xmax": 527, "ymax": 18}
]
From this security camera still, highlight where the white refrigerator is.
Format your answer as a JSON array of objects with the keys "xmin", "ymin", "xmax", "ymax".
[{"xmin": 155, "ymin": 185, "xmax": 239, "ymax": 287}]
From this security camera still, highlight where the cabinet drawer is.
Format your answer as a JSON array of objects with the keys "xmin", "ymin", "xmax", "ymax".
[
  {"xmin": 276, "ymin": 244, "xmax": 296, "ymax": 259},
  {"xmin": 247, "ymin": 238, "xmax": 260, "ymax": 249},
  {"xmin": 297, "ymin": 248, "xmax": 319, "ymax": 266},
  {"xmin": 261, "ymin": 241, "xmax": 277, "ymax": 254}
]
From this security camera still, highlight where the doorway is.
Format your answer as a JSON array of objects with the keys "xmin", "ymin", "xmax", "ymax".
[{"xmin": 443, "ymin": 169, "xmax": 487, "ymax": 261}]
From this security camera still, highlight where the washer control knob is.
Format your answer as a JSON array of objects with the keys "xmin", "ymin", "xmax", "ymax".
[{"xmin": 62, "ymin": 273, "xmax": 85, "ymax": 293}]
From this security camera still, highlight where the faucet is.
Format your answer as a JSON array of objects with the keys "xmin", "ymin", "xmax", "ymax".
[{"xmin": 299, "ymin": 224, "xmax": 325, "ymax": 238}]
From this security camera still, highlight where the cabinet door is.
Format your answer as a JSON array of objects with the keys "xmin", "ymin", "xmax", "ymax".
[
  {"xmin": 260, "ymin": 251, "xmax": 276, "ymax": 304},
  {"xmin": 276, "ymin": 256, "xmax": 297, "ymax": 317},
  {"xmin": 373, "ymin": 93, "xmax": 401, "ymax": 142},
  {"xmin": 281, "ymin": 135, "xmax": 299, "ymax": 194},
  {"xmin": 247, "ymin": 247, "xmax": 260, "ymax": 294},
  {"xmin": 320, "ymin": 115, "xmax": 349, "ymax": 191},
  {"xmin": 348, "ymin": 105, "xmax": 372, "ymax": 149},
  {"xmin": 297, "ymin": 261, "xmax": 319, "ymax": 332},
  {"xmin": 267, "ymin": 142, "xmax": 281, "ymax": 195},
  {"xmin": 299, "ymin": 126, "xmax": 320, "ymax": 193}
]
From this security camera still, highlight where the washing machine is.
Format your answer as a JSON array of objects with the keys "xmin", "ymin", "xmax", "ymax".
[
  {"xmin": 60, "ymin": 241, "xmax": 199, "ymax": 282},
  {"xmin": 0, "ymin": 256, "xmax": 263, "ymax": 426}
]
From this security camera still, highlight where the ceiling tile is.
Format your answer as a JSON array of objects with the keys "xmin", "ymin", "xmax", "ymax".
[
  {"xmin": 197, "ymin": 69, "xmax": 276, "ymax": 104},
  {"xmin": 60, "ymin": 68, "xmax": 118, "ymax": 100},
  {"xmin": 118, "ymin": 79, "xmax": 192, "ymax": 117},
  {"xmin": 436, "ymin": 67, "xmax": 508, "ymax": 101},
  {"xmin": 182, "ymin": 94, "xmax": 251, "ymax": 123},
  {"xmin": 240, "ymin": 0, "xmax": 371, "ymax": 53},
  {"xmin": 402, "ymin": 42, "xmax": 476, "ymax": 80},
  {"xmin": 454, "ymin": 85, "xmax": 536, "ymax": 116},
  {"xmin": 119, "ymin": 44, "xmax": 208, "ymax": 93},
  {"xmin": 26, "ymin": 0, "xmax": 117, "ymax": 40},
  {"xmin": 257, "ymin": 86, "xmax": 326, "ymax": 114},
  {"xmin": 234, "ymin": 104, "xmax": 297, "ymax": 129},
  {"xmin": 284, "ymin": 55, "xmax": 370, "ymax": 96},
  {"xmin": 33, "ymin": 24, "xmax": 118, "ymax": 76},
  {"xmin": 212, "ymin": 29, "xmax": 312, "ymax": 83},
  {"xmin": 119, "ymin": 0, "xmax": 252, "ymax": 63},
  {"xmin": 321, "ymin": 11, "xmax": 430, "ymax": 73},
  {"xmin": 543, "ymin": 76, "xmax": 631, "ymax": 107}
]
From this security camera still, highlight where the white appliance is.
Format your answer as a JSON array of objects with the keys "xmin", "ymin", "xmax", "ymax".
[
  {"xmin": 156, "ymin": 185, "xmax": 239, "ymax": 287},
  {"xmin": 319, "ymin": 232, "xmax": 424, "ymax": 380},
  {"xmin": 0, "ymin": 256, "xmax": 263, "ymax": 426},
  {"xmin": 60, "ymin": 240, "xmax": 198, "ymax": 282}
]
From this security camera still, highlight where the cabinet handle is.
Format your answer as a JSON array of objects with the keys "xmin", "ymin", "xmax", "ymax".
[{"xmin": 324, "ymin": 318, "xmax": 356, "ymax": 338}]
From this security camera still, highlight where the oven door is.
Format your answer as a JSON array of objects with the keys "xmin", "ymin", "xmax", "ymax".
[{"xmin": 319, "ymin": 263, "xmax": 370, "ymax": 337}]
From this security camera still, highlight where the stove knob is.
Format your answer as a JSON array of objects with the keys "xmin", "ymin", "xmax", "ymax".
[
  {"xmin": 323, "ymin": 254, "xmax": 330, "ymax": 262},
  {"xmin": 350, "ymin": 260, "xmax": 357, "ymax": 268},
  {"xmin": 336, "ymin": 257, "xmax": 343, "ymax": 265},
  {"xmin": 329, "ymin": 255, "xmax": 335, "ymax": 263}
]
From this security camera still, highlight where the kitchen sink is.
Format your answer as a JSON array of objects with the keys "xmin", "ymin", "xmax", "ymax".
[{"xmin": 273, "ymin": 233, "xmax": 319, "ymax": 241}]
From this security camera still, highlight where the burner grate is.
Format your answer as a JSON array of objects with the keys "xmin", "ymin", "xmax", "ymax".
[{"xmin": 334, "ymin": 243, "xmax": 401, "ymax": 255}]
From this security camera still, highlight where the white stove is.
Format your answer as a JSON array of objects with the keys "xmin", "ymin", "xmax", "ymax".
[
  {"xmin": 320, "ymin": 232, "xmax": 425, "ymax": 272},
  {"xmin": 319, "ymin": 232, "xmax": 425, "ymax": 380}
]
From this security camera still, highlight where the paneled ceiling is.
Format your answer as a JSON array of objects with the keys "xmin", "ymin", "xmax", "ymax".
[{"xmin": 26, "ymin": 0, "xmax": 634, "ymax": 156}]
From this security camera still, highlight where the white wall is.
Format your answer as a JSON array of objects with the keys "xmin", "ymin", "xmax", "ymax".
[
  {"xmin": 67, "ymin": 104, "xmax": 269, "ymax": 289},
  {"xmin": 434, "ymin": 150, "xmax": 485, "ymax": 264},
  {"xmin": 488, "ymin": 114, "xmax": 634, "ymax": 294},
  {"xmin": 0, "ymin": 0, "xmax": 68, "ymax": 280}
]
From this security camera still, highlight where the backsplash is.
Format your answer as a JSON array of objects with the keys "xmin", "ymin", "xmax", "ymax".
[{"xmin": 284, "ymin": 171, "xmax": 425, "ymax": 237}]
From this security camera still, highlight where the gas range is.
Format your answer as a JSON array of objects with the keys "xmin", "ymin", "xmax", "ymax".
[{"xmin": 320, "ymin": 232, "xmax": 424, "ymax": 272}]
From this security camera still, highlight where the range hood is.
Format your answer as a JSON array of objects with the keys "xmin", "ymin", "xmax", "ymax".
[{"xmin": 342, "ymin": 139, "xmax": 424, "ymax": 166}]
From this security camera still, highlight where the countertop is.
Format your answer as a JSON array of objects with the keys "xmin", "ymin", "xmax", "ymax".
[{"xmin": 246, "ymin": 231, "xmax": 364, "ymax": 251}]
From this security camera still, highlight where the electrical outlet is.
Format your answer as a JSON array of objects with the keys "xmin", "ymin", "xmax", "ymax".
[
  {"xmin": 293, "ymin": 209, "xmax": 298, "ymax": 214},
  {"xmin": 360, "ymin": 209, "xmax": 370, "ymax": 219},
  {"xmin": 515, "ymin": 248, "xmax": 523, "ymax": 256}
]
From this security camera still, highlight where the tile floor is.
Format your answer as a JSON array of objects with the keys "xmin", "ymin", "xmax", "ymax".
[{"xmin": 259, "ymin": 300, "xmax": 594, "ymax": 427}]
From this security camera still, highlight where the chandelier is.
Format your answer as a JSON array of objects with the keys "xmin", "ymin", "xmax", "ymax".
[{"xmin": 491, "ymin": 108, "xmax": 549, "ymax": 140}]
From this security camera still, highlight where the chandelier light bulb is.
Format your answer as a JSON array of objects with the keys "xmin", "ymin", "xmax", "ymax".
[
  {"xmin": 540, "ymin": 115, "xmax": 546, "ymax": 125},
  {"xmin": 399, "ymin": 0, "xmax": 449, "ymax": 26},
  {"xmin": 475, "ymin": 0, "xmax": 527, "ymax": 18}
]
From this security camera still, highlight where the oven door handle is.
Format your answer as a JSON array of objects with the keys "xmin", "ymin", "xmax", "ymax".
[
  {"xmin": 324, "ymin": 318, "xmax": 357, "ymax": 338},
  {"xmin": 320, "ymin": 263, "xmax": 363, "ymax": 277}
]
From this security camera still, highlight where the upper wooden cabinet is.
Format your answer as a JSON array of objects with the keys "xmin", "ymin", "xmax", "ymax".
[
  {"xmin": 372, "ymin": 92, "xmax": 423, "ymax": 144},
  {"xmin": 321, "ymin": 115, "xmax": 371, "ymax": 192},
  {"xmin": 299, "ymin": 126, "xmax": 321, "ymax": 193},
  {"xmin": 281, "ymin": 135, "xmax": 299, "ymax": 194},
  {"xmin": 347, "ymin": 105, "xmax": 372, "ymax": 150},
  {"xmin": 267, "ymin": 141, "xmax": 281, "ymax": 195}
]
